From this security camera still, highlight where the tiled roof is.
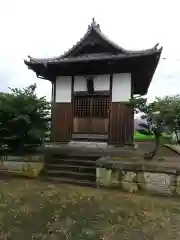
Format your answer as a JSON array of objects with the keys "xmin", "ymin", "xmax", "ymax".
[
  {"xmin": 25, "ymin": 50, "xmax": 162, "ymax": 66},
  {"xmin": 24, "ymin": 18, "xmax": 162, "ymax": 65}
]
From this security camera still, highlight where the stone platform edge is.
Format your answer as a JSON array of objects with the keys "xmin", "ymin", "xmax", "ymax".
[{"xmin": 96, "ymin": 157, "xmax": 180, "ymax": 196}]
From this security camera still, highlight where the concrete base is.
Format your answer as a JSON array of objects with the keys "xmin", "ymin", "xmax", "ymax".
[{"xmin": 68, "ymin": 141, "xmax": 108, "ymax": 148}]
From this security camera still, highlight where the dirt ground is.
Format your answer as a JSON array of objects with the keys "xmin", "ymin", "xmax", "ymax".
[
  {"xmin": 0, "ymin": 179, "xmax": 180, "ymax": 239},
  {"xmin": 137, "ymin": 142, "xmax": 180, "ymax": 157}
]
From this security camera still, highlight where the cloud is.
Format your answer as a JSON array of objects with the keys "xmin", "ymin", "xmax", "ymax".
[{"xmin": 0, "ymin": 0, "xmax": 180, "ymax": 101}]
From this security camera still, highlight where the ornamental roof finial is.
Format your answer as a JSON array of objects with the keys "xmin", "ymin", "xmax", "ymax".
[{"xmin": 88, "ymin": 17, "xmax": 100, "ymax": 30}]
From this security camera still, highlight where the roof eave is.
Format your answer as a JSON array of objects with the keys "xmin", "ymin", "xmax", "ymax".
[{"xmin": 25, "ymin": 47, "xmax": 162, "ymax": 66}]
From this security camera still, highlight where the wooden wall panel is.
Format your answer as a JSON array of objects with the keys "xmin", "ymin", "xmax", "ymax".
[
  {"xmin": 73, "ymin": 118, "xmax": 92, "ymax": 133},
  {"xmin": 51, "ymin": 103, "xmax": 72, "ymax": 142},
  {"xmin": 73, "ymin": 117, "xmax": 109, "ymax": 134},
  {"xmin": 109, "ymin": 103, "xmax": 134, "ymax": 145},
  {"xmin": 92, "ymin": 118, "xmax": 109, "ymax": 133}
]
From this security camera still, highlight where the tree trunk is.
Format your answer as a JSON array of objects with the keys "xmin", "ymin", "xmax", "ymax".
[
  {"xmin": 144, "ymin": 132, "xmax": 161, "ymax": 160},
  {"xmin": 175, "ymin": 130, "xmax": 179, "ymax": 144}
]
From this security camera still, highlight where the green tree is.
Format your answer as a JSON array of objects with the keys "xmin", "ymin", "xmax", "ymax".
[
  {"xmin": 132, "ymin": 94, "xmax": 180, "ymax": 159},
  {"xmin": 154, "ymin": 95, "xmax": 180, "ymax": 143},
  {"xmin": 0, "ymin": 84, "xmax": 51, "ymax": 154},
  {"xmin": 131, "ymin": 95, "xmax": 166, "ymax": 160}
]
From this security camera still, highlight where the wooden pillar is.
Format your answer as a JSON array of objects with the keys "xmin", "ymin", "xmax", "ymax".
[
  {"xmin": 51, "ymin": 76, "xmax": 73, "ymax": 142},
  {"xmin": 51, "ymin": 103, "xmax": 72, "ymax": 142},
  {"xmin": 108, "ymin": 102, "xmax": 133, "ymax": 146},
  {"xmin": 108, "ymin": 73, "xmax": 134, "ymax": 146}
]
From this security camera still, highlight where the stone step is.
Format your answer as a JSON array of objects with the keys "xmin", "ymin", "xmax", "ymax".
[
  {"xmin": 46, "ymin": 169, "xmax": 96, "ymax": 182},
  {"xmin": 46, "ymin": 157, "xmax": 97, "ymax": 166},
  {"xmin": 47, "ymin": 176, "xmax": 97, "ymax": 187},
  {"xmin": 47, "ymin": 163, "xmax": 96, "ymax": 170},
  {"xmin": 46, "ymin": 170, "xmax": 96, "ymax": 177},
  {"xmin": 45, "ymin": 153, "xmax": 97, "ymax": 184},
  {"xmin": 69, "ymin": 140, "xmax": 108, "ymax": 147}
]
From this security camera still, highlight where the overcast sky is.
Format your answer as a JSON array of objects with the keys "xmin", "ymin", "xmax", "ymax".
[{"xmin": 0, "ymin": 0, "xmax": 180, "ymax": 101}]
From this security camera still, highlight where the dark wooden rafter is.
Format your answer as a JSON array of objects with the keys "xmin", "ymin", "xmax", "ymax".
[
  {"xmin": 50, "ymin": 75, "xmax": 56, "ymax": 140},
  {"xmin": 86, "ymin": 76, "xmax": 94, "ymax": 94},
  {"xmin": 109, "ymin": 73, "xmax": 113, "ymax": 99},
  {"xmin": 51, "ymin": 83, "xmax": 54, "ymax": 102},
  {"xmin": 71, "ymin": 75, "xmax": 74, "ymax": 139},
  {"xmin": 71, "ymin": 75, "xmax": 74, "ymax": 99},
  {"xmin": 108, "ymin": 73, "xmax": 113, "ymax": 143},
  {"xmin": 53, "ymin": 76, "xmax": 56, "ymax": 102},
  {"xmin": 73, "ymin": 90, "xmax": 110, "ymax": 97}
]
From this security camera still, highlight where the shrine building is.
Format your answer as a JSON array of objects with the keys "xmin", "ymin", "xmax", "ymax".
[{"xmin": 24, "ymin": 18, "xmax": 162, "ymax": 146}]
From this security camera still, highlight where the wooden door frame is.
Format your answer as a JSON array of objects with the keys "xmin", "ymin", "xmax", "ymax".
[{"xmin": 72, "ymin": 94, "xmax": 111, "ymax": 136}]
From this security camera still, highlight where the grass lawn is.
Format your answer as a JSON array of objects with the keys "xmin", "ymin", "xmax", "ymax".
[
  {"xmin": 1, "ymin": 180, "xmax": 180, "ymax": 239},
  {"xmin": 134, "ymin": 132, "xmax": 155, "ymax": 141},
  {"xmin": 134, "ymin": 131, "xmax": 171, "ymax": 142}
]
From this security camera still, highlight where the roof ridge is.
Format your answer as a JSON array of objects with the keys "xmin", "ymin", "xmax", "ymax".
[{"xmin": 26, "ymin": 18, "xmax": 162, "ymax": 63}]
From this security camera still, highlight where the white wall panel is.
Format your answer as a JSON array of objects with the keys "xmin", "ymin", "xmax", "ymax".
[
  {"xmin": 94, "ymin": 74, "xmax": 110, "ymax": 91},
  {"xmin": 112, "ymin": 73, "xmax": 131, "ymax": 102},
  {"xmin": 55, "ymin": 76, "xmax": 71, "ymax": 102},
  {"xmin": 74, "ymin": 76, "xmax": 87, "ymax": 92}
]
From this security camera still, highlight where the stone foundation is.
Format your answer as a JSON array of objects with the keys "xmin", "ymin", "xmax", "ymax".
[
  {"xmin": 96, "ymin": 168, "xmax": 180, "ymax": 196},
  {"xmin": 0, "ymin": 155, "xmax": 44, "ymax": 178}
]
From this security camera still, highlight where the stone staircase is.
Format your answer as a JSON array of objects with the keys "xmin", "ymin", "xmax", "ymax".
[
  {"xmin": 45, "ymin": 154, "xmax": 97, "ymax": 186},
  {"xmin": 44, "ymin": 141, "xmax": 135, "ymax": 186}
]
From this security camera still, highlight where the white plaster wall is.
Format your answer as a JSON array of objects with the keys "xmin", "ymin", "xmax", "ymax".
[
  {"xmin": 55, "ymin": 76, "xmax": 71, "ymax": 103},
  {"xmin": 94, "ymin": 74, "xmax": 110, "ymax": 91},
  {"xmin": 112, "ymin": 73, "xmax": 131, "ymax": 102},
  {"xmin": 74, "ymin": 75, "xmax": 110, "ymax": 92},
  {"xmin": 74, "ymin": 76, "xmax": 87, "ymax": 92}
]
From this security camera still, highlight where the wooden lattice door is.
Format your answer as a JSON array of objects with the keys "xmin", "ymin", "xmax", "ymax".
[{"xmin": 73, "ymin": 95, "xmax": 111, "ymax": 134}]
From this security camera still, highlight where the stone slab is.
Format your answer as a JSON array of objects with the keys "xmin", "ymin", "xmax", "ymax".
[{"xmin": 68, "ymin": 141, "xmax": 108, "ymax": 148}]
